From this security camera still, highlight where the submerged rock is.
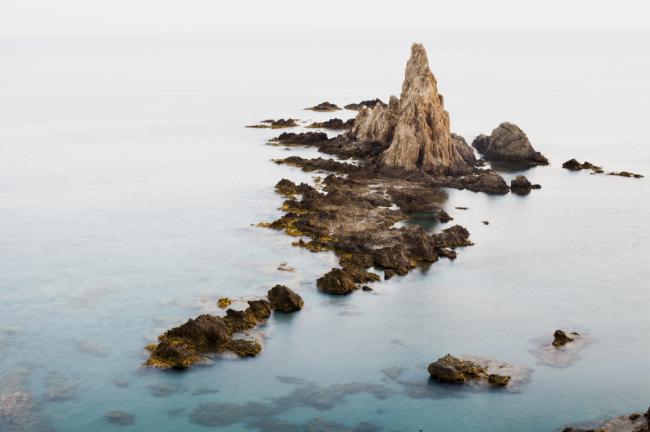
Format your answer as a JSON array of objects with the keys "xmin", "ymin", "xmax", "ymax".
[
  {"xmin": 562, "ymin": 406, "xmax": 650, "ymax": 432},
  {"xmin": 531, "ymin": 329, "xmax": 591, "ymax": 368},
  {"xmin": 472, "ymin": 123, "xmax": 549, "ymax": 166},
  {"xmin": 306, "ymin": 101, "xmax": 341, "ymax": 112},
  {"xmin": 267, "ymin": 285, "xmax": 304, "ymax": 312},
  {"xmin": 344, "ymin": 98, "xmax": 387, "ymax": 111},
  {"xmin": 105, "ymin": 410, "xmax": 135, "ymax": 426}
]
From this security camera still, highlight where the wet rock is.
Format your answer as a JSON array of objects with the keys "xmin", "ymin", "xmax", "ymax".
[
  {"xmin": 306, "ymin": 101, "xmax": 341, "ymax": 112},
  {"xmin": 267, "ymin": 285, "xmax": 304, "ymax": 312},
  {"xmin": 361, "ymin": 286, "xmax": 373, "ymax": 292},
  {"xmin": 269, "ymin": 119, "xmax": 298, "ymax": 128},
  {"xmin": 437, "ymin": 210, "xmax": 453, "ymax": 223},
  {"xmin": 472, "ymin": 123, "xmax": 549, "ymax": 166},
  {"xmin": 427, "ymin": 354, "xmax": 486, "ymax": 384},
  {"xmin": 552, "ymin": 329, "xmax": 575, "ymax": 347},
  {"xmin": 510, "ymin": 175, "xmax": 539, "ymax": 195},
  {"xmin": 344, "ymin": 99, "xmax": 387, "ymax": 111},
  {"xmin": 562, "ymin": 159, "xmax": 600, "ymax": 171},
  {"xmin": 105, "ymin": 411, "xmax": 135, "ymax": 426},
  {"xmin": 317, "ymin": 268, "xmax": 357, "ymax": 295},
  {"xmin": 307, "ymin": 118, "xmax": 354, "ymax": 130},
  {"xmin": 482, "ymin": 221, "xmax": 489, "ymax": 225},
  {"xmin": 275, "ymin": 178, "xmax": 300, "ymax": 196},
  {"xmin": 227, "ymin": 339, "xmax": 262, "ymax": 357}
]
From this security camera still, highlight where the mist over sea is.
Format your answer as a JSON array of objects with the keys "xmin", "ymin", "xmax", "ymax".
[{"xmin": 1, "ymin": 30, "xmax": 649, "ymax": 431}]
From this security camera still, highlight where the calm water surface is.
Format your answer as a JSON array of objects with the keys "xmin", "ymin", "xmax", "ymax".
[{"xmin": 1, "ymin": 30, "xmax": 649, "ymax": 431}]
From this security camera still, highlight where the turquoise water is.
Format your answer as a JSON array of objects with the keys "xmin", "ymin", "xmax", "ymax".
[{"xmin": 1, "ymin": 31, "xmax": 649, "ymax": 431}]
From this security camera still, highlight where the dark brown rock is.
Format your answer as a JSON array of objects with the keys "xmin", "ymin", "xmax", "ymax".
[
  {"xmin": 437, "ymin": 210, "xmax": 453, "ymax": 223},
  {"xmin": 344, "ymin": 99, "xmax": 387, "ymax": 111},
  {"xmin": 307, "ymin": 118, "xmax": 354, "ymax": 130},
  {"xmin": 317, "ymin": 268, "xmax": 357, "ymax": 295},
  {"xmin": 552, "ymin": 329, "xmax": 575, "ymax": 347},
  {"xmin": 306, "ymin": 101, "xmax": 341, "ymax": 112},
  {"xmin": 427, "ymin": 354, "xmax": 486, "ymax": 384},
  {"xmin": 267, "ymin": 285, "xmax": 304, "ymax": 312}
]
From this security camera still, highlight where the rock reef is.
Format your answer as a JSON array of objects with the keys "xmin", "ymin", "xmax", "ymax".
[
  {"xmin": 146, "ymin": 289, "xmax": 302, "ymax": 368},
  {"xmin": 563, "ymin": 406, "xmax": 650, "ymax": 432},
  {"xmin": 563, "ymin": 159, "xmax": 644, "ymax": 178},
  {"xmin": 472, "ymin": 123, "xmax": 548, "ymax": 166}
]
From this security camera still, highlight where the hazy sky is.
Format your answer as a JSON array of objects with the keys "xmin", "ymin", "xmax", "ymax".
[{"xmin": 1, "ymin": 0, "xmax": 649, "ymax": 38}]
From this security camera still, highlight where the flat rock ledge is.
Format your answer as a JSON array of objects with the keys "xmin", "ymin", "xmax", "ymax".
[
  {"xmin": 563, "ymin": 406, "xmax": 650, "ymax": 432},
  {"xmin": 427, "ymin": 354, "xmax": 529, "ymax": 390},
  {"xmin": 145, "ymin": 287, "xmax": 303, "ymax": 368}
]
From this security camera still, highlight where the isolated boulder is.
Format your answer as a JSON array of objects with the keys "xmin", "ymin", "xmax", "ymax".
[
  {"xmin": 472, "ymin": 122, "xmax": 548, "ymax": 165},
  {"xmin": 267, "ymin": 285, "xmax": 304, "ymax": 312}
]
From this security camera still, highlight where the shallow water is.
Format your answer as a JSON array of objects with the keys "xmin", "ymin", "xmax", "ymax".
[{"xmin": 1, "ymin": 30, "xmax": 649, "ymax": 431}]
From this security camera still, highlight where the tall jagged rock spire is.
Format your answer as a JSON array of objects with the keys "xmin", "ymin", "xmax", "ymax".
[{"xmin": 352, "ymin": 43, "xmax": 473, "ymax": 175}]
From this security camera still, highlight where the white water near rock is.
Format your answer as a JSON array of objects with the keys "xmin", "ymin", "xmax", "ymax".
[{"xmin": 1, "ymin": 30, "xmax": 649, "ymax": 431}]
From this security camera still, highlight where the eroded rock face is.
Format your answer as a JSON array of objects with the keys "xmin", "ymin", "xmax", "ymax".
[
  {"xmin": 357, "ymin": 44, "xmax": 474, "ymax": 176},
  {"xmin": 267, "ymin": 285, "xmax": 304, "ymax": 312},
  {"xmin": 350, "ymin": 96, "xmax": 399, "ymax": 144},
  {"xmin": 472, "ymin": 123, "xmax": 549, "ymax": 166}
]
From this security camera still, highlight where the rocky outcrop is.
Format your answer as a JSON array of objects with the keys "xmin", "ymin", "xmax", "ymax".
[
  {"xmin": 563, "ymin": 407, "xmax": 650, "ymax": 432},
  {"xmin": 427, "ymin": 354, "xmax": 486, "ymax": 383},
  {"xmin": 267, "ymin": 285, "xmax": 304, "ymax": 312},
  {"xmin": 608, "ymin": 171, "xmax": 644, "ymax": 178},
  {"xmin": 306, "ymin": 102, "xmax": 340, "ymax": 112},
  {"xmin": 271, "ymin": 132, "xmax": 328, "ymax": 146},
  {"xmin": 552, "ymin": 329, "xmax": 577, "ymax": 347},
  {"xmin": 472, "ymin": 123, "xmax": 549, "ymax": 166},
  {"xmin": 306, "ymin": 118, "xmax": 354, "ymax": 130},
  {"xmin": 344, "ymin": 99, "xmax": 387, "ymax": 111},
  {"xmin": 427, "ymin": 354, "xmax": 527, "ymax": 389},
  {"xmin": 317, "ymin": 268, "xmax": 357, "ymax": 295},
  {"xmin": 145, "ymin": 300, "xmax": 272, "ymax": 368},
  {"xmin": 350, "ymin": 96, "xmax": 399, "ymax": 144},
  {"xmin": 353, "ymin": 44, "xmax": 473, "ymax": 175}
]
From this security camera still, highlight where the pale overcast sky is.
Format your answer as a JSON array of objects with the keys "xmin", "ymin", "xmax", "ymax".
[{"xmin": 1, "ymin": 0, "xmax": 649, "ymax": 38}]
